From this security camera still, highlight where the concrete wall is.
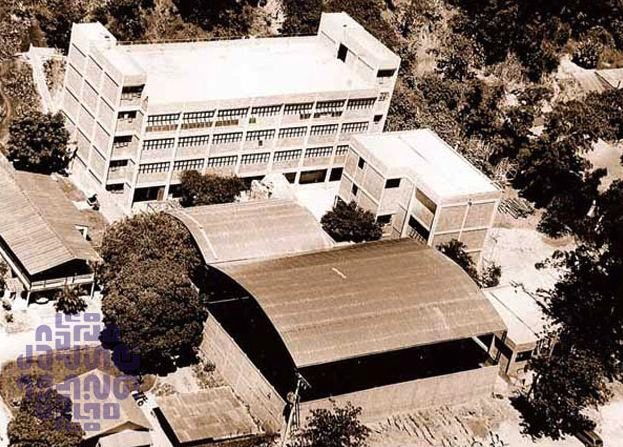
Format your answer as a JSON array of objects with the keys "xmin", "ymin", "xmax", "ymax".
[
  {"xmin": 299, "ymin": 365, "xmax": 499, "ymax": 424},
  {"xmin": 199, "ymin": 316, "xmax": 286, "ymax": 433}
]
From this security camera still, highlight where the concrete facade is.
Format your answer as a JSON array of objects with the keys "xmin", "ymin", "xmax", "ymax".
[
  {"xmin": 60, "ymin": 13, "xmax": 400, "ymax": 212},
  {"xmin": 338, "ymin": 130, "xmax": 501, "ymax": 262}
]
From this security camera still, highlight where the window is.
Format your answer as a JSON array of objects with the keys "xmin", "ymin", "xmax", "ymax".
[
  {"xmin": 138, "ymin": 162, "xmax": 170, "ymax": 174},
  {"xmin": 173, "ymin": 159, "xmax": 204, "ymax": 171},
  {"xmin": 278, "ymin": 126, "xmax": 308, "ymax": 139},
  {"xmin": 241, "ymin": 153, "xmax": 270, "ymax": 165},
  {"xmin": 305, "ymin": 146, "xmax": 333, "ymax": 158},
  {"xmin": 182, "ymin": 111, "xmax": 214, "ymax": 128},
  {"xmin": 284, "ymin": 103, "xmax": 313, "ymax": 115},
  {"xmin": 351, "ymin": 184, "xmax": 359, "ymax": 195},
  {"xmin": 358, "ymin": 157, "xmax": 366, "ymax": 169},
  {"xmin": 212, "ymin": 132, "xmax": 243, "ymax": 145},
  {"xmin": 251, "ymin": 104, "xmax": 282, "ymax": 117},
  {"xmin": 377, "ymin": 69, "xmax": 396, "ymax": 78},
  {"xmin": 143, "ymin": 138, "xmax": 175, "ymax": 150},
  {"xmin": 217, "ymin": 108, "xmax": 248, "ymax": 119},
  {"xmin": 335, "ymin": 145, "xmax": 349, "ymax": 156},
  {"xmin": 377, "ymin": 214, "xmax": 392, "ymax": 225},
  {"xmin": 274, "ymin": 149, "xmax": 302, "ymax": 162},
  {"xmin": 147, "ymin": 113, "xmax": 179, "ymax": 126},
  {"xmin": 329, "ymin": 167, "xmax": 343, "ymax": 181},
  {"xmin": 109, "ymin": 159, "xmax": 128, "ymax": 170},
  {"xmin": 246, "ymin": 129, "xmax": 276, "ymax": 141},
  {"xmin": 373, "ymin": 114, "xmax": 383, "ymax": 123},
  {"xmin": 515, "ymin": 350, "xmax": 533, "ymax": 363},
  {"xmin": 341, "ymin": 121, "xmax": 369, "ymax": 134},
  {"xmin": 178, "ymin": 135, "xmax": 210, "ymax": 147},
  {"xmin": 118, "ymin": 111, "xmax": 137, "ymax": 121},
  {"xmin": 121, "ymin": 85, "xmax": 143, "ymax": 100},
  {"xmin": 337, "ymin": 43, "xmax": 348, "ymax": 62},
  {"xmin": 347, "ymin": 98, "xmax": 376, "ymax": 110},
  {"xmin": 316, "ymin": 100, "xmax": 345, "ymax": 112},
  {"xmin": 385, "ymin": 178, "xmax": 401, "ymax": 189},
  {"xmin": 378, "ymin": 92, "xmax": 390, "ymax": 101},
  {"xmin": 207, "ymin": 155, "xmax": 237, "ymax": 167},
  {"xmin": 310, "ymin": 124, "xmax": 338, "ymax": 136},
  {"xmin": 113, "ymin": 135, "xmax": 132, "ymax": 148},
  {"xmin": 415, "ymin": 188, "xmax": 437, "ymax": 213},
  {"xmin": 299, "ymin": 169, "xmax": 327, "ymax": 184}
]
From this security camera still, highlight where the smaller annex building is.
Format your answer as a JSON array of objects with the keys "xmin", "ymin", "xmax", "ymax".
[
  {"xmin": 204, "ymin": 239, "xmax": 506, "ymax": 424},
  {"xmin": 167, "ymin": 198, "xmax": 334, "ymax": 266},
  {"xmin": 337, "ymin": 129, "xmax": 501, "ymax": 262},
  {"xmin": 0, "ymin": 167, "xmax": 100, "ymax": 305}
]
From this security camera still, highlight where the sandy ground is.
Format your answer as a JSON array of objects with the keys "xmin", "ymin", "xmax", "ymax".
[{"xmin": 293, "ymin": 181, "xmax": 339, "ymax": 220}]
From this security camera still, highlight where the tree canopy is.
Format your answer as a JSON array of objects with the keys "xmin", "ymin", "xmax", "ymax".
[
  {"xmin": 54, "ymin": 287, "xmax": 87, "ymax": 315},
  {"xmin": 7, "ymin": 111, "xmax": 70, "ymax": 174},
  {"xmin": 290, "ymin": 401, "xmax": 370, "ymax": 447},
  {"xmin": 178, "ymin": 170, "xmax": 247, "ymax": 207},
  {"xmin": 8, "ymin": 377, "xmax": 84, "ymax": 447},
  {"xmin": 436, "ymin": 239, "xmax": 501, "ymax": 288},
  {"xmin": 320, "ymin": 200, "xmax": 382, "ymax": 243}
]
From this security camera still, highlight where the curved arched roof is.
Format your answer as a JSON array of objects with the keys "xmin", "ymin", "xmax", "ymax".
[
  {"xmin": 167, "ymin": 199, "xmax": 334, "ymax": 265},
  {"xmin": 219, "ymin": 239, "xmax": 507, "ymax": 368}
]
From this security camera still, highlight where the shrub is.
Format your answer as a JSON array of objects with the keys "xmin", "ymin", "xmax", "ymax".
[
  {"xmin": 54, "ymin": 287, "xmax": 87, "ymax": 315},
  {"xmin": 321, "ymin": 200, "xmax": 382, "ymax": 243}
]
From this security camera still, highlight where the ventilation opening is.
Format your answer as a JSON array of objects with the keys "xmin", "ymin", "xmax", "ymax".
[{"xmin": 337, "ymin": 44, "xmax": 348, "ymax": 62}]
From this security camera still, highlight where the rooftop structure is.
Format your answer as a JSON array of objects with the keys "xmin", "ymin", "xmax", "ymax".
[
  {"xmin": 596, "ymin": 68, "xmax": 623, "ymax": 89},
  {"xmin": 155, "ymin": 387, "xmax": 260, "ymax": 445},
  {"xmin": 338, "ymin": 129, "xmax": 501, "ymax": 262},
  {"xmin": 0, "ymin": 167, "xmax": 99, "ymax": 302},
  {"xmin": 167, "ymin": 198, "xmax": 333, "ymax": 265},
  {"xmin": 97, "ymin": 430, "xmax": 152, "ymax": 447},
  {"xmin": 61, "ymin": 13, "xmax": 400, "ymax": 212},
  {"xmin": 207, "ymin": 239, "xmax": 506, "ymax": 422},
  {"xmin": 56, "ymin": 370, "xmax": 152, "ymax": 441}
]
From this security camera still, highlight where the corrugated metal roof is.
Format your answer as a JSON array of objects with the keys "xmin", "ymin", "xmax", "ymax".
[
  {"xmin": 167, "ymin": 199, "xmax": 334, "ymax": 265},
  {"xmin": 97, "ymin": 430, "xmax": 152, "ymax": 447},
  {"xmin": 56, "ymin": 369, "xmax": 152, "ymax": 440},
  {"xmin": 596, "ymin": 68, "xmax": 623, "ymax": 89},
  {"xmin": 0, "ymin": 168, "xmax": 100, "ymax": 275},
  {"xmin": 220, "ymin": 239, "xmax": 507, "ymax": 368},
  {"xmin": 156, "ymin": 388, "xmax": 260, "ymax": 443}
]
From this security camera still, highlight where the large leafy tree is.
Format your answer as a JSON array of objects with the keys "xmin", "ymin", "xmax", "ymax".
[
  {"xmin": 7, "ymin": 111, "xmax": 70, "ymax": 174},
  {"xmin": 178, "ymin": 170, "xmax": 246, "ymax": 207},
  {"xmin": 172, "ymin": 0, "xmax": 257, "ymax": 36},
  {"xmin": 321, "ymin": 201, "xmax": 382, "ymax": 243},
  {"xmin": 54, "ymin": 287, "xmax": 87, "ymax": 315},
  {"xmin": 8, "ymin": 378, "xmax": 84, "ymax": 447},
  {"xmin": 436, "ymin": 239, "xmax": 501, "ymax": 288},
  {"xmin": 281, "ymin": 0, "xmax": 322, "ymax": 35},
  {"xmin": 290, "ymin": 401, "xmax": 370, "ymax": 447}
]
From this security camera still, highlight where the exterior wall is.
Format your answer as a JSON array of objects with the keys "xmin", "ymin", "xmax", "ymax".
[
  {"xmin": 299, "ymin": 365, "xmax": 499, "ymax": 424},
  {"xmin": 60, "ymin": 17, "xmax": 399, "ymax": 212},
  {"xmin": 199, "ymin": 316, "xmax": 285, "ymax": 433}
]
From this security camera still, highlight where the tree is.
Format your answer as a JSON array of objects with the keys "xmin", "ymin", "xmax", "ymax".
[
  {"xmin": 8, "ymin": 378, "xmax": 84, "ymax": 447},
  {"xmin": 7, "ymin": 111, "xmax": 70, "ymax": 174},
  {"xmin": 178, "ymin": 170, "xmax": 246, "ymax": 207},
  {"xmin": 436, "ymin": 239, "xmax": 501, "ymax": 287},
  {"xmin": 435, "ymin": 34, "xmax": 484, "ymax": 81},
  {"xmin": 321, "ymin": 201, "xmax": 382, "ymax": 243},
  {"xmin": 99, "ymin": 212, "xmax": 201, "ymax": 288},
  {"xmin": 172, "ymin": 0, "xmax": 257, "ymax": 37},
  {"xmin": 0, "ymin": 261, "xmax": 7, "ymax": 292},
  {"xmin": 93, "ymin": 0, "xmax": 150, "ymax": 41},
  {"xmin": 102, "ymin": 261, "xmax": 207, "ymax": 372},
  {"xmin": 54, "ymin": 287, "xmax": 87, "ymax": 315},
  {"xmin": 34, "ymin": 0, "xmax": 86, "ymax": 51},
  {"xmin": 289, "ymin": 401, "xmax": 370, "ymax": 447},
  {"xmin": 281, "ymin": 0, "xmax": 322, "ymax": 35}
]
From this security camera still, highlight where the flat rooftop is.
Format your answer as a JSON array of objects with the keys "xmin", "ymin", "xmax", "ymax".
[
  {"xmin": 354, "ymin": 129, "xmax": 499, "ymax": 198},
  {"xmin": 103, "ymin": 36, "xmax": 372, "ymax": 104}
]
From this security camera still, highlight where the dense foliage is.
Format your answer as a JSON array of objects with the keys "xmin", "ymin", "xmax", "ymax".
[
  {"xmin": 6, "ymin": 112, "xmax": 70, "ymax": 174},
  {"xmin": 436, "ymin": 239, "xmax": 501, "ymax": 288},
  {"xmin": 178, "ymin": 170, "xmax": 247, "ymax": 207},
  {"xmin": 54, "ymin": 287, "xmax": 87, "ymax": 315},
  {"xmin": 290, "ymin": 401, "xmax": 370, "ymax": 447},
  {"xmin": 7, "ymin": 377, "xmax": 84, "ymax": 447},
  {"xmin": 321, "ymin": 200, "xmax": 382, "ymax": 243},
  {"xmin": 99, "ymin": 213, "xmax": 205, "ymax": 373}
]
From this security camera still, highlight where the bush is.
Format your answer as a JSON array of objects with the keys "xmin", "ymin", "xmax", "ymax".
[
  {"xmin": 54, "ymin": 287, "xmax": 87, "ymax": 315},
  {"xmin": 178, "ymin": 170, "xmax": 246, "ymax": 207},
  {"xmin": 321, "ymin": 200, "xmax": 382, "ymax": 243},
  {"xmin": 573, "ymin": 39, "xmax": 603, "ymax": 69}
]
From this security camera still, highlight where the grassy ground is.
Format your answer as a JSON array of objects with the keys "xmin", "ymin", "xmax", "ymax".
[{"xmin": 0, "ymin": 345, "xmax": 155, "ymax": 411}]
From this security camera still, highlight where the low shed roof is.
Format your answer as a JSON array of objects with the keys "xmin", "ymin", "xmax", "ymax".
[
  {"xmin": 0, "ymin": 168, "xmax": 99, "ymax": 275},
  {"xmin": 168, "ymin": 199, "xmax": 333, "ymax": 265},
  {"xmin": 219, "ymin": 239, "xmax": 506, "ymax": 368},
  {"xmin": 156, "ymin": 388, "xmax": 259, "ymax": 444}
]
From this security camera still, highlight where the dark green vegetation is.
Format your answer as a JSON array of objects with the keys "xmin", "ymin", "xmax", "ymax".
[
  {"xmin": 436, "ymin": 239, "xmax": 501, "ymax": 288},
  {"xmin": 290, "ymin": 401, "xmax": 370, "ymax": 447},
  {"xmin": 53, "ymin": 286, "xmax": 88, "ymax": 315},
  {"xmin": 321, "ymin": 201, "xmax": 382, "ymax": 243},
  {"xmin": 99, "ymin": 213, "xmax": 206, "ymax": 373},
  {"xmin": 178, "ymin": 170, "xmax": 247, "ymax": 207}
]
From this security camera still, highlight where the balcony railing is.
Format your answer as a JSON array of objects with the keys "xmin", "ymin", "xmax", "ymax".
[{"xmin": 30, "ymin": 274, "xmax": 95, "ymax": 292}]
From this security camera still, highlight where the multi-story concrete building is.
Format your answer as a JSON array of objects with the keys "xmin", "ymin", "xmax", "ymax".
[
  {"xmin": 60, "ymin": 13, "xmax": 400, "ymax": 211},
  {"xmin": 338, "ymin": 129, "xmax": 501, "ymax": 262}
]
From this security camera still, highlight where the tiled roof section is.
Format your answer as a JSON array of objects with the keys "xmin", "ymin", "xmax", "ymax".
[
  {"xmin": 55, "ymin": 369, "xmax": 152, "ymax": 440},
  {"xmin": 167, "ymin": 199, "xmax": 334, "ymax": 265},
  {"xmin": 156, "ymin": 388, "xmax": 260, "ymax": 443},
  {"xmin": 220, "ymin": 239, "xmax": 507, "ymax": 368},
  {"xmin": 0, "ymin": 168, "xmax": 99, "ymax": 275}
]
